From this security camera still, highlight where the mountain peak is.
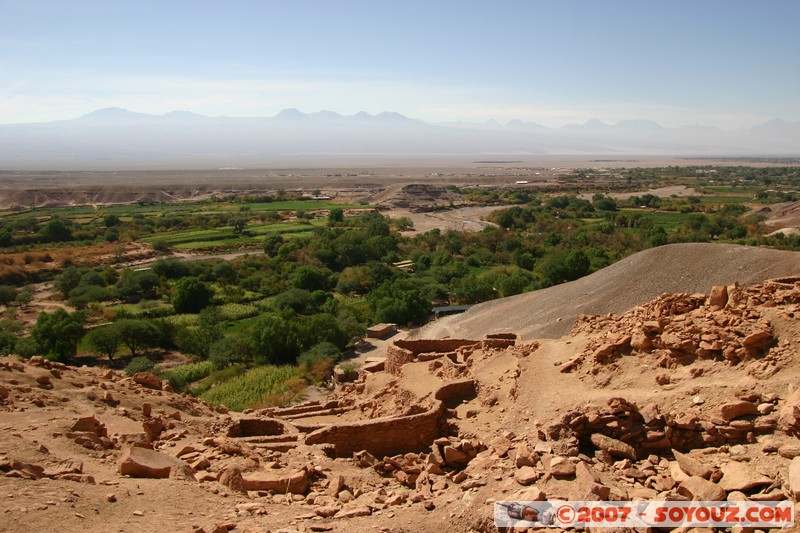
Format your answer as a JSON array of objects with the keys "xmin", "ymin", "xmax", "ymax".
[
  {"xmin": 273, "ymin": 108, "xmax": 306, "ymax": 120},
  {"xmin": 78, "ymin": 107, "xmax": 146, "ymax": 120}
]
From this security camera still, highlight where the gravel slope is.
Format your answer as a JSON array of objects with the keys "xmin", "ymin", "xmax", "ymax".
[{"xmin": 417, "ymin": 243, "xmax": 800, "ymax": 340}]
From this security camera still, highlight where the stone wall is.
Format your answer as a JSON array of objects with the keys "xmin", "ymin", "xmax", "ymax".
[
  {"xmin": 482, "ymin": 333, "xmax": 519, "ymax": 350},
  {"xmin": 434, "ymin": 379, "xmax": 476, "ymax": 407},
  {"xmin": 385, "ymin": 338, "xmax": 481, "ymax": 375},
  {"xmin": 228, "ymin": 418, "xmax": 297, "ymax": 437},
  {"xmin": 304, "ymin": 401, "xmax": 446, "ymax": 458}
]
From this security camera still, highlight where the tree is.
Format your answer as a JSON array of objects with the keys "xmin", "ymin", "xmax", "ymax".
[
  {"xmin": 115, "ymin": 319, "xmax": 159, "ymax": 357},
  {"xmin": 104, "ymin": 227, "xmax": 120, "ymax": 242},
  {"xmin": 41, "ymin": 218, "xmax": 72, "ymax": 242},
  {"xmin": 30, "ymin": 309, "xmax": 85, "ymax": 361},
  {"xmin": 301, "ymin": 314, "xmax": 349, "ymax": 350},
  {"xmin": 328, "ymin": 208, "xmax": 344, "ymax": 223},
  {"xmin": 104, "ymin": 214, "xmax": 121, "ymax": 227},
  {"xmin": 115, "ymin": 270, "xmax": 160, "ymax": 303},
  {"xmin": 54, "ymin": 266, "xmax": 87, "ymax": 299},
  {"xmin": 250, "ymin": 313, "xmax": 303, "ymax": 365},
  {"xmin": 232, "ymin": 217, "xmax": 247, "ymax": 235},
  {"xmin": 172, "ymin": 277, "xmax": 213, "ymax": 313},
  {"xmin": 292, "ymin": 265, "xmax": 332, "ymax": 292},
  {"xmin": 368, "ymin": 278, "xmax": 431, "ymax": 324},
  {"xmin": 263, "ymin": 234, "xmax": 285, "ymax": 256},
  {"xmin": 86, "ymin": 325, "xmax": 122, "ymax": 361}
]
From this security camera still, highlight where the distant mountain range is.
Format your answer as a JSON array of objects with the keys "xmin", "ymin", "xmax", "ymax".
[{"xmin": 0, "ymin": 108, "xmax": 798, "ymax": 169}]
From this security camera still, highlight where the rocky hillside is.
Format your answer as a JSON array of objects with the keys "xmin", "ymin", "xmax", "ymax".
[
  {"xmin": 418, "ymin": 243, "xmax": 800, "ymax": 340},
  {"xmin": 1, "ymin": 271, "xmax": 799, "ymax": 532}
]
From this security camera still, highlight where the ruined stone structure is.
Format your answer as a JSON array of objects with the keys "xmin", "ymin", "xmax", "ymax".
[{"xmin": 384, "ymin": 334, "xmax": 519, "ymax": 375}]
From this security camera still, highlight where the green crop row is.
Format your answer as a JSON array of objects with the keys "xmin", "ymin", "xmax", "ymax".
[
  {"xmin": 159, "ymin": 361, "xmax": 214, "ymax": 389},
  {"xmin": 199, "ymin": 365, "xmax": 302, "ymax": 411}
]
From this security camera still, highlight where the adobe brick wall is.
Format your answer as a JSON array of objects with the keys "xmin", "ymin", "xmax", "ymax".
[
  {"xmin": 434, "ymin": 379, "xmax": 476, "ymax": 406},
  {"xmin": 228, "ymin": 417, "xmax": 297, "ymax": 437},
  {"xmin": 304, "ymin": 401, "xmax": 446, "ymax": 457},
  {"xmin": 385, "ymin": 338, "xmax": 481, "ymax": 375},
  {"xmin": 482, "ymin": 333, "xmax": 519, "ymax": 350}
]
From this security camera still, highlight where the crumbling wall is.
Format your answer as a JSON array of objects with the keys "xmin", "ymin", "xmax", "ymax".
[
  {"xmin": 434, "ymin": 379, "xmax": 476, "ymax": 407},
  {"xmin": 385, "ymin": 338, "xmax": 480, "ymax": 375},
  {"xmin": 304, "ymin": 401, "xmax": 446, "ymax": 457},
  {"xmin": 482, "ymin": 333, "xmax": 519, "ymax": 350},
  {"xmin": 228, "ymin": 418, "xmax": 296, "ymax": 437}
]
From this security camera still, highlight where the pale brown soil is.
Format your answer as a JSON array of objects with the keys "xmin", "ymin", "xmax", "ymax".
[{"xmin": 753, "ymin": 200, "xmax": 800, "ymax": 235}]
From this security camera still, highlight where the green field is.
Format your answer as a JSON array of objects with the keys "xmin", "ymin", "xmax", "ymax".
[
  {"xmin": 200, "ymin": 365, "xmax": 302, "ymax": 411},
  {"xmin": 2, "ymin": 199, "xmax": 370, "ymax": 221},
  {"xmin": 616, "ymin": 209, "xmax": 690, "ymax": 230},
  {"xmin": 140, "ymin": 219, "xmax": 324, "ymax": 250},
  {"xmin": 696, "ymin": 194, "xmax": 752, "ymax": 205}
]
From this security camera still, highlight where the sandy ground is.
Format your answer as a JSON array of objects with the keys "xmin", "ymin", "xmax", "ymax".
[{"xmin": 391, "ymin": 205, "xmax": 509, "ymax": 235}]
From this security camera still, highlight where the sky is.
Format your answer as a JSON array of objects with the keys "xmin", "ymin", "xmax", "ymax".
[{"xmin": 1, "ymin": 0, "xmax": 799, "ymax": 128}]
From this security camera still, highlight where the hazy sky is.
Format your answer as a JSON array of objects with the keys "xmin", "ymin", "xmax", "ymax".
[{"xmin": 2, "ymin": 0, "xmax": 798, "ymax": 128}]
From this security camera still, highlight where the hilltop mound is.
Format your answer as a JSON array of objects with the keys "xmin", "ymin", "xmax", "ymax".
[
  {"xmin": 418, "ymin": 243, "xmax": 800, "ymax": 340},
  {"xmin": 752, "ymin": 200, "xmax": 800, "ymax": 235}
]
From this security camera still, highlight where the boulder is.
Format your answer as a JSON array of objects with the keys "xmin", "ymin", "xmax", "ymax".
[
  {"xmin": 142, "ymin": 418, "xmax": 164, "ymax": 442},
  {"xmin": 590, "ymin": 433, "xmax": 636, "ymax": 460},
  {"xmin": 673, "ymin": 450, "xmax": 712, "ymax": 479},
  {"xmin": 242, "ymin": 468, "xmax": 310, "ymax": 494},
  {"xmin": 327, "ymin": 474, "xmax": 345, "ymax": 496},
  {"xmin": 630, "ymin": 331, "xmax": 652, "ymax": 352},
  {"xmin": 741, "ymin": 330, "xmax": 772, "ymax": 349},
  {"xmin": 778, "ymin": 443, "xmax": 800, "ymax": 459},
  {"xmin": 443, "ymin": 445, "xmax": 470, "ymax": 466},
  {"xmin": 514, "ymin": 486, "xmax": 547, "ymax": 501},
  {"xmin": 677, "ymin": 476, "xmax": 725, "ymax": 501},
  {"xmin": 716, "ymin": 401, "xmax": 759, "ymax": 422},
  {"xmin": 572, "ymin": 461, "xmax": 610, "ymax": 500},
  {"xmin": 488, "ymin": 436, "xmax": 513, "ymax": 458},
  {"xmin": 718, "ymin": 462, "xmax": 772, "ymax": 492},
  {"xmin": 315, "ymin": 505, "xmax": 341, "ymax": 518},
  {"xmin": 118, "ymin": 446, "xmax": 194, "ymax": 480},
  {"xmin": 70, "ymin": 415, "xmax": 106, "ymax": 436},
  {"xmin": 218, "ymin": 467, "xmax": 246, "ymax": 492},
  {"xmin": 334, "ymin": 505, "xmax": 372, "ymax": 519},
  {"xmin": 513, "ymin": 466, "xmax": 539, "ymax": 486},
  {"xmin": 709, "ymin": 285, "xmax": 728, "ymax": 308},
  {"xmin": 788, "ymin": 457, "xmax": 800, "ymax": 500},
  {"xmin": 778, "ymin": 388, "xmax": 800, "ymax": 435},
  {"xmin": 549, "ymin": 456, "xmax": 576, "ymax": 477},
  {"xmin": 132, "ymin": 372, "xmax": 162, "ymax": 390}
]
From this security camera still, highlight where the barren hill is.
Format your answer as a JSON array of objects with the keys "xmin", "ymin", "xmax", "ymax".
[
  {"xmin": 752, "ymin": 200, "xmax": 800, "ymax": 235},
  {"xmin": 418, "ymin": 243, "xmax": 800, "ymax": 341}
]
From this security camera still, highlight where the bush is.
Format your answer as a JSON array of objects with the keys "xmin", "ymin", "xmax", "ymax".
[
  {"xmin": 297, "ymin": 342, "xmax": 340, "ymax": 385},
  {"xmin": 15, "ymin": 337, "xmax": 40, "ymax": 358},
  {"xmin": 0, "ymin": 285, "xmax": 17, "ymax": 306},
  {"xmin": 125, "ymin": 356, "xmax": 154, "ymax": 376}
]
